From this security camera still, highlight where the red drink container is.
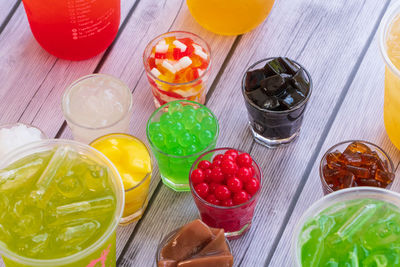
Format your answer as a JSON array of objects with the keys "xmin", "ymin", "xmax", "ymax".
[
  {"xmin": 22, "ymin": 0, "xmax": 120, "ymax": 60},
  {"xmin": 189, "ymin": 148, "xmax": 262, "ymax": 239}
]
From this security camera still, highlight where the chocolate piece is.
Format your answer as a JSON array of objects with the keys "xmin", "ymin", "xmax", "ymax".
[
  {"xmin": 160, "ymin": 220, "xmax": 213, "ymax": 262},
  {"xmin": 158, "ymin": 259, "xmax": 178, "ymax": 267},
  {"xmin": 177, "ymin": 254, "xmax": 234, "ymax": 267}
]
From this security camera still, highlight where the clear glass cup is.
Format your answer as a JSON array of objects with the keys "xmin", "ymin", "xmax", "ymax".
[
  {"xmin": 189, "ymin": 148, "xmax": 262, "ymax": 239},
  {"xmin": 379, "ymin": 2, "xmax": 400, "ymax": 150},
  {"xmin": 186, "ymin": 0, "xmax": 275, "ymax": 35},
  {"xmin": 292, "ymin": 187, "xmax": 400, "ymax": 266},
  {"xmin": 90, "ymin": 133, "xmax": 153, "ymax": 225},
  {"xmin": 155, "ymin": 227, "xmax": 232, "ymax": 265},
  {"xmin": 0, "ymin": 139, "xmax": 124, "ymax": 267},
  {"xmin": 319, "ymin": 140, "xmax": 395, "ymax": 195},
  {"xmin": 143, "ymin": 31, "xmax": 211, "ymax": 108},
  {"xmin": 62, "ymin": 74, "xmax": 132, "ymax": 144},
  {"xmin": 146, "ymin": 100, "xmax": 219, "ymax": 192},
  {"xmin": 241, "ymin": 58, "xmax": 312, "ymax": 148}
]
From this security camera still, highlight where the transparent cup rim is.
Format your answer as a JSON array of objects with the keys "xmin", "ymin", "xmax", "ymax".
[
  {"xmin": 61, "ymin": 73, "xmax": 133, "ymax": 130},
  {"xmin": 155, "ymin": 226, "xmax": 233, "ymax": 263},
  {"xmin": 90, "ymin": 133, "xmax": 153, "ymax": 192},
  {"xmin": 143, "ymin": 31, "xmax": 212, "ymax": 86},
  {"xmin": 379, "ymin": 1, "xmax": 400, "ymax": 78},
  {"xmin": 146, "ymin": 100, "xmax": 219, "ymax": 159},
  {"xmin": 0, "ymin": 122, "xmax": 48, "ymax": 139},
  {"xmin": 0, "ymin": 139, "xmax": 125, "ymax": 266},
  {"xmin": 189, "ymin": 147, "xmax": 263, "ymax": 210},
  {"xmin": 319, "ymin": 139, "xmax": 395, "ymax": 194},
  {"xmin": 291, "ymin": 186, "xmax": 400, "ymax": 266},
  {"xmin": 241, "ymin": 57, "xmax": 313, "ymax": 114}
]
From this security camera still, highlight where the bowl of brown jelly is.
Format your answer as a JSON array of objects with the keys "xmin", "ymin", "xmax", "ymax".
[{"xmin": 320, "ymin": 140, "xmax": 395, "ymax": 195}]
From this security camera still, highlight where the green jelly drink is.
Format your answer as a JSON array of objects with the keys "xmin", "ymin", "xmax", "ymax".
[
  {"xmin": 147, "ymin": 100, "xmax": 219, "ymax": 191},
  {"xmin": 0, "ymin": 140, "xmax": 124, "ymax": 267},
  {"xmin": 294, "ymin": 187, "xmax": 400, "ymax": 267}
]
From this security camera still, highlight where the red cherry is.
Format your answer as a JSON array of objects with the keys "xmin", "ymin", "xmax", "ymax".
[
  {"xmin": 233, "ymin": 190, "xmax": 250, "ymax": 205},
  {"xmin": 220, "ymin": 160, "xmax": 236, "ymax": 175},
  {"xmin": 206, "ymin": 194, "xmax": 221, "ymax": 206},
  {"xmin": 195, "ymin": 183, "xmax": 209, "ymax": 199},
  {"xmin": 198, "ymin": 160, "xmax": 212, "ymax": 170},
  {"xmin": 211, "ymin": 167, "xmax": 224, "ymax": 183},
  {"xmin": 237, "ymin": 153, "xmax": 253, "ymax": 167},
  {"xmin": 191, "ymin": 169, "xmax": 204, "ymax": 184},
  {"xmin": 209, "ymin": 182, "xmax": 219, "ymax": 194},
  {"xmin": 249, "ymin": 166, "xmax": 256, "ymax": 176},
  {"xmin": 222, "ymin": 198, "xmax": 234, "ymax": 207},
  {"xmin": 222, "ymin": 154, "xmax": 234, "ymax": 162},
  {"xmin": 211, "ymin": 160, "xmax": 222, "ymax": 168},
  {"xmin": 203, "ymin": 168, "xmax": 213, "ymax": 183},
  {"xmin": 225, "ymin": 149, "xmax": 239, "ymax": 160},
  {"xmin": 215, "ymin": 185, "xmax": 231, "ymax": 201},
  {"xmin": 226, "ymin": 177, "xmax": 243, "ymax": 193},
  {"xmin": 245, "ymin": 177, "xmax": 260, "ymax": 195},
  {"xmin": 214, "ymin": 154, "xmax": 224, "ymax": 162},
  {"xmin": 237, "ymin": 167, "xmax": 252, "ymax": 182}
]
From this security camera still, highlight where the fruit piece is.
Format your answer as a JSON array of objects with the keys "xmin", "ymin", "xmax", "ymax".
[
  {"xmin": 226, "ymin": 177, "xmax": 243, "ymax": 193},
  {"xmin": 215, "ymin": 185, "xmax": 231, "ymax": 201},
  {"xmin": 211, "ymin": 160, "xmax": 222, "ymax": 169},
  {"xmin": 210, "ymin": 167, "xmax": 224, "ymax": 183},
  {"xmin": 233, "ymin": 191, "xmax": 250, "ymax": 205},
  {"xmin": 221, "ymin": 199, "xmax": 234, "ymax": 207},
  {"xmin": 237, "ymin": 153, "xmax": 253, "ymax": 167},
  {"xmin": 214, "ymin": 154, "xmax": 224, "ymax": 162},
  {"xmin": 245, "ymin": 177, "xmax": 260, "ymax": 195},
  {"xmin": 203, "ymin": 168, "xmax": 212, "ymax": 183},
  {"xmin": 209, "ymin": 182, "xmax": 219, "ymax": 194},
  {"xmin": 220, "ymin": 160, "xmax": 236, "ymax": 175},
  {"xmin": 195, "ymin": 183, "xmax": 209, "ymax": 199},
  {"xmin": 225, "ymin": 149, "xmax": 239, "ymax": 160},
  {"xmin": 198, "ymin": 160, "xmax": 212, "ymax": 170},
  {"xmin": 237, "ymin": 167, "xmax": 252, "ymax": 182},
  {"xmin": 191, "ymin": 169, "xmax": 204, "ymax": 185},
  {"xmin": 222, "ymin": 154, "xmax": 234, "ymax": 162},
  {"xmin": 206, "ymin": 194, "xmax": 220, "ymax": 206}
]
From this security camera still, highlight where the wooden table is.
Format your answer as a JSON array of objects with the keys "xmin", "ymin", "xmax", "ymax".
[{"xmin": 0, "ymin": 0, "xmax": 399, "ymax": 266}]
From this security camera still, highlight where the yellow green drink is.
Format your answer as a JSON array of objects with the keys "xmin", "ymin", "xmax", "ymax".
[
  {"xmin": 0, "ymin": 140, "xmax": 124, "ymax": 267},
  {"xmin": 293, "ymin": 187, "xmax": 400, "ymax": 267}
]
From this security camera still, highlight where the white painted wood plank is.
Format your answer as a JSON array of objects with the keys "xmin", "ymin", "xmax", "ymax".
[
  {"xmin": 0, "ymin": 1, "xmax": 17, "ymax": 28},
  {"xmin": 269, "ymin": 35, "xmax": 400, "ymax": 266},
  {"xmin": 57, "ymin": 0, "xmax": 236, "ymax": 258},
  {"xmin": 117, "ymin": 0, "xmax": 390, "ymax": 266}
]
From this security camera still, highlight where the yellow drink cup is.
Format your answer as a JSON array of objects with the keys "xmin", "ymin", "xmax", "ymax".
[
  {"xmin": 380, "ymin": 2, "xmax": 400, "ymax": 150},
  {"xmin": 186, "ymin": 0, "xmax": 275, "ymax": 35},
  {"xmin": 91, "ymin": 134, "xmax": 152, "ymax": 225}
]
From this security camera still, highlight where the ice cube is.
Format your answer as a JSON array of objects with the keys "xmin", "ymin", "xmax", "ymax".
[
  {"xmin": 279, "ymin": 86, "xmax": 306, "ymax": 109},
  {"xmin": 57, "ymin": 172, "xmax": 84, "ymax": 199},
  {"xmin": 245, "ymin": 70, "xmax": 265, "ymax": 91},
  {"xmin": 54, "ymin": 195, "xmax": 115, "ymax": 218},
  {"xmin": 291, "ymin": 69, "xmax": 310, "ymax": 95},
  {"xmin": 56, "ymin": 220, "xmax": 100, "ymax": 250},
  {"xmin": 11, "ymin": 205, "xmax": 43, "ymax": 238},
  {"xmin": 26, "ymin": 232, "xmax": 49, "ymax": 257}
]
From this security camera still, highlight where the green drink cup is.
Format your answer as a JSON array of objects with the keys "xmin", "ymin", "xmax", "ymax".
[
  {"xmin": 293, "ymin": 187, "xmax": 400, "ymax": 266},
  {"xmin": 0, "ymin": 140, "xmax": 124, "ymax": 267},
  {"xmin": 147, "ymin": 100, "xmax": 219, "ymax": 191}
]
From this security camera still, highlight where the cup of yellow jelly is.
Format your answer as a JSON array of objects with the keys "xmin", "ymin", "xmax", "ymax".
[{"xmin": 91, "ymin": 134, "xmax": 152, "ymax": 225}]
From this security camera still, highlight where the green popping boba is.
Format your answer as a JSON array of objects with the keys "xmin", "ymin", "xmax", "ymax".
[
  {"xmin": 293, "ymin": 187, "xmax": 400, "ymax": 267},
  {"xmin": 146, "ymin": 100, "xmax": 219, "ymax": 191}
]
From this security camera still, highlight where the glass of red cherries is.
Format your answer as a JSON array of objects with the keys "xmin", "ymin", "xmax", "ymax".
[{"xmin": 189, "ymin": 148, "xmax": 262, "ymax": 239}]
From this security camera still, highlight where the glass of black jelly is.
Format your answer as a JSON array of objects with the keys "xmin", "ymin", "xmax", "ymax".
[{"xmin": 242, "ymin": 57, "xmax": 312, "ymax": 148}]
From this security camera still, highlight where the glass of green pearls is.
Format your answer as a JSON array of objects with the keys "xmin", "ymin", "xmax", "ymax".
[{"xmin": 146, "ymin": 100, "xmax": 219, "ymax": 191}]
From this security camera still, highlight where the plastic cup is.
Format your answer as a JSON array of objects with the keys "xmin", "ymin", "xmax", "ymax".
[
  {"xmin": 146, "ymin": 100, "xmax": 219, "ymax": 192},
  {"xmin": 143, "ymin": 31, "xmax": 211, "ymax": 108},
  {"xmin": 155, "ymin": 227, "xmax": 232, "ymax": 264},
  {"xmin": 62, "ymin": 74, "xmax": 133, "ymax": 144},
  {"xmin": 319, "ymin": 140, "xmax": 395, "ymax": 195},
  {"xmin": 189, "ymin": 148, "xmax": 262, "ymax": 239},
  {"xmin": 90, "ymin": 133, "xmax": 153, "ymax": 225},
  {"xmin": 379, "ymin": 2, "xmax": 400, "ymax": 150},
  {"xmin": 241, "ymin": 58, "xmax": 312, "ymax": 148},
  {"xmin": 0, "ymin": 139, "xmax": 124, "ymax": 267},
  {"xmin": 292, "ymin": 187, "xmax": 400, "ymax": 266}
]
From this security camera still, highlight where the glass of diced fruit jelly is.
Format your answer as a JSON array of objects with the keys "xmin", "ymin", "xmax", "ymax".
[
  {"xmin": 320, "ymin": 140, "xmax": 395, "ymax": 195},
  {"xmin": 293, "ymin": 187, "xmax": 400, "ymax": 266},
  {"xmin": 242, "ymin": 57, "xmax": 312, "ymax": 148},
  {"xmin": 189, "ymin": 148, "xmax": 262, "ymax": 239},
  {"xmin": 147, "ymin": 100, "xmax": 219, "ymax": 191},
  {"xmin": 0, "ymin": 139, "xmax": 124, "ymax": 267},
  {"xmin": 143, "ymin": 31, "xmax": 211, "ymax": 108}
]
